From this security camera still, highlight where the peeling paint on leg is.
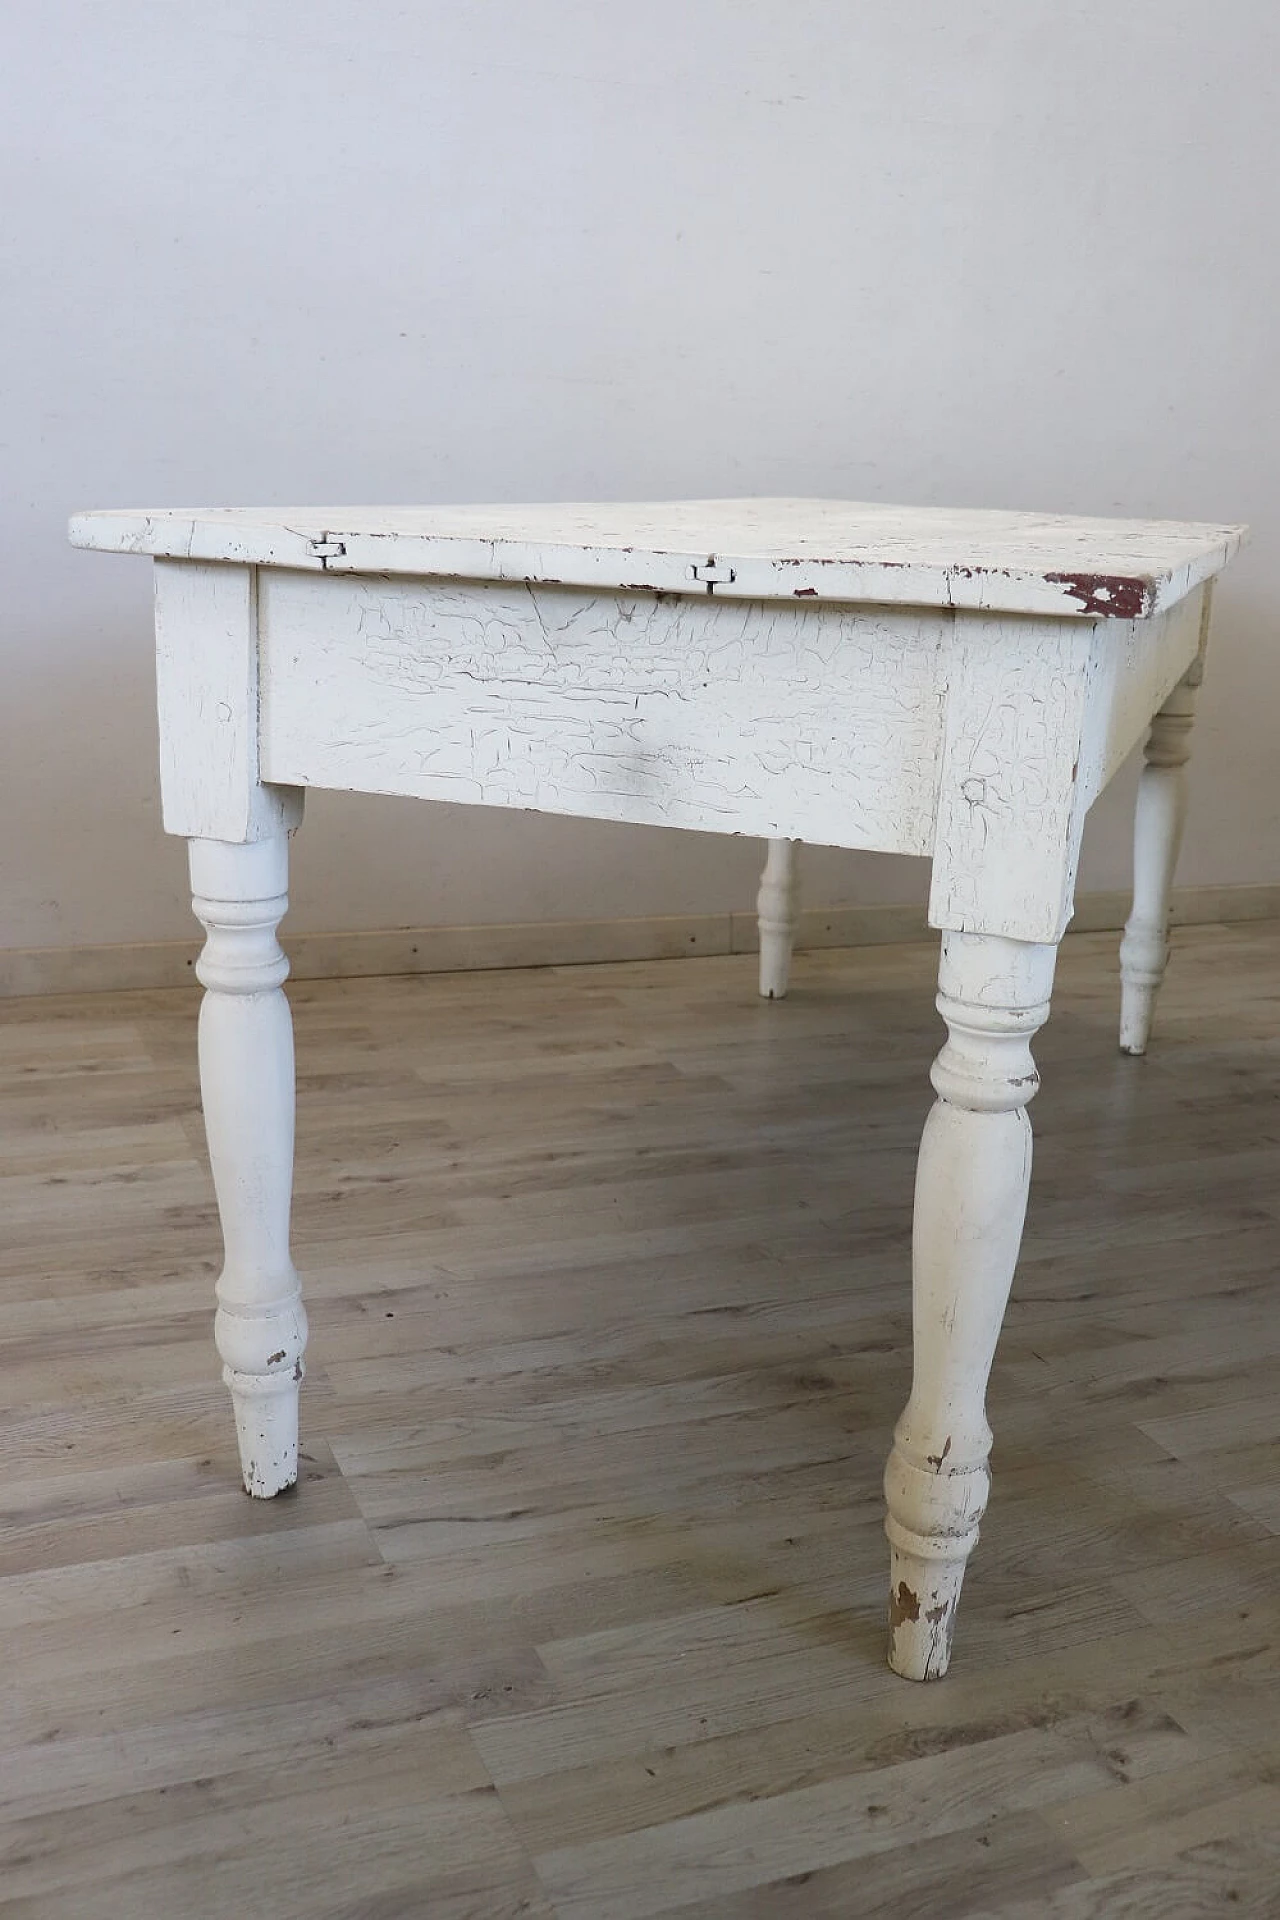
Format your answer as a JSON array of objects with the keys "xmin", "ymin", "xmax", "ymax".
[
  {"xmin": 888, "ymin": 1580, "xmax": 921, "ymax": 1630},
  {"xmin": 923, "ymin": 1596, "xmax": 957, "ymax": 1679}
]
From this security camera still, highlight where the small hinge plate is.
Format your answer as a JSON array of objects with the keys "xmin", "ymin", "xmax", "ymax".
[
  {"xmin": 308, "ymin": 536, "xmax": 347, "ymax": 563},
  {"xmin": 688, "ymin": 559, "xmax": 736, "ymax": 586}
]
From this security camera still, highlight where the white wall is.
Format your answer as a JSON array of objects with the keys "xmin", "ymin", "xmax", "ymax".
[{"xmin": 3, "ymin": 1, "xmax": 1277, "ymax": 953}]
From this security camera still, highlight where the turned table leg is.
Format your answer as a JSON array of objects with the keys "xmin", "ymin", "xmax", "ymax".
[
  {"xmin": 1118, "ymin": 663, "xmax": 1201, "ymax": 1055},
  {"xmin": 884, "ymin": 932, "xmax": 1056, "ymax": 1679},
  {"xmin": 190, "ymin": 831, "xmax": 306, "ymax": 1497},
  {"xmin": 757, "ymin": 838, "xmax": 800, "ymax": 999}
]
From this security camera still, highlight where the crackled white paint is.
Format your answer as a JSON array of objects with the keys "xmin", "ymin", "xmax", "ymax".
[
  {"xmin": 69, "ymin": 496, "xmax": 1243, "ymax": 1678},
  {"xmin": 70, "ymin": 499, "xmax": 1245, "ymax": 620},
  {"xmin": 258, "ymin": 573, "xmax": 948, "ymax": 855},
  {"xmin": 155, "ymin": 560, "xmax": 303, "ymax": 846},
  {"xmin": 930, "ymin": 591, "xmax": 1208, "ymax": 945},
  {"xmin": 927, "ymin": 613, "xmax": 1100, "ymax": 944},
  {"xmin": 1076, "ymin": 587, "xmax": 1205, "ymax": 811}
]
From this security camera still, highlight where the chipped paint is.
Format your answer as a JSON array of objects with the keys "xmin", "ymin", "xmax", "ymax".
[
  {"xmin": 69, "ymin": 501, "xmax": 1246, "ymax": 622},
  {"xmin": 888, "ymin": 1580, "xmax": 921, "ymax": 1629},
  {"xmin": 1043, "ymin": 572, "xmax": 1151, "ymax": 619},
  {"xmin": 94, "ymin": 498, "xmax": 1245, "ymax": 1687}
]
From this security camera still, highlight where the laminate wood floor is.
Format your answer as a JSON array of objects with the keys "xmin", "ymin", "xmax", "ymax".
[{"xmin": 2, "ymin": 923, "xmax": 1279, "ymax": 1918}]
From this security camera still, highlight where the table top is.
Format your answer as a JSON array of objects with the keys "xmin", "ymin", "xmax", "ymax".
[{"xmin": 69, "ymin": 498, "xmax": 1245, "ymax": 620}]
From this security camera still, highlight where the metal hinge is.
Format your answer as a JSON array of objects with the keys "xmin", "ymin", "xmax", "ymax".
[
  {"xmin": 308, "ymin": 535, "xmax": 346, "ymax": 564},
  {"xmin": 688, "ymin": 558, "xmax": 736, "ymax": 588}
]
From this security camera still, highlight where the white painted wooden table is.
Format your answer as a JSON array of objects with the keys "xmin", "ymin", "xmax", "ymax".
[{"xmin": 70, "ymin": 499, "xmax": 1244, "ymax": 1679}]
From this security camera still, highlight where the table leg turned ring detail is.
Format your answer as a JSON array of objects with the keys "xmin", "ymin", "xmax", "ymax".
[
  {"xmin": 884, "ymin": 931, "xmax": 1057, "ymax": 1679},
  {"xmin": 190, "ymin": 832, "xmax": 307, "ymax": 1498}
]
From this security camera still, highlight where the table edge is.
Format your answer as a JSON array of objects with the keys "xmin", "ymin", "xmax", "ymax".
[{"xmin": 68, "ymin": 511, "xmax": 1248, "ymax": 621}]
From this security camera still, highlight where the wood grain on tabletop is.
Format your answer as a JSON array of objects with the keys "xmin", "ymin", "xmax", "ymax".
[{"xmin": 1, "ymin": 922, "xmax": 1278, "ymax": 1917}]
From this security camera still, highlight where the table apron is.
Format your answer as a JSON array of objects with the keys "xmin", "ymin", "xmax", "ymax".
[{"xmin": 256, "ymin": 571, "xmax": 948, "ymax": 853}]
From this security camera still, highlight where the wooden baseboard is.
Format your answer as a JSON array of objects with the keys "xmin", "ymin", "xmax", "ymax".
[{"xmin": 3, "ymin": 885, "xmax": 1279, "ymax": 1000}]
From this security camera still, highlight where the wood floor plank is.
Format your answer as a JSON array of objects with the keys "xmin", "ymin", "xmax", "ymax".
[
  {"xmin": 1, "ymin": 922, "xmax": 1278, "ymax": 1914},
  {"xmin": 529, "ymin": 1717, "xmax": 1158, "ymax": 1919},
  {"xmin": 661, "ymin": 1811, "xmax": 1085, "ymax": 1918}
]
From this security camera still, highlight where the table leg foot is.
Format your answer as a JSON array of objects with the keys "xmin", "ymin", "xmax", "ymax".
[
  {"xmin": 190, "ymin": 831, "xmax": 307, "ymax": 1498},
  {"xmin": 1118, "ymin": 980, "xmax": 1157, "ymax": 1059},
  {"xmin": 883, "ymin": 932, "xmax": 1056, "ymax": 1679},
  {"xmin": 885, "ymin": 1540, "xmax": 968, "ymax": 1681},
  {"xmin": 226, "ymin": 1366, "xmax": 303, "ymax": 1498},
  {"xmin": 1119, "ymin": 665, "xmax": 1199, "ymax": 1055},
  {"xmin": 757, "ymin": 838, "xmax": 800, "ymax": 999}
]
